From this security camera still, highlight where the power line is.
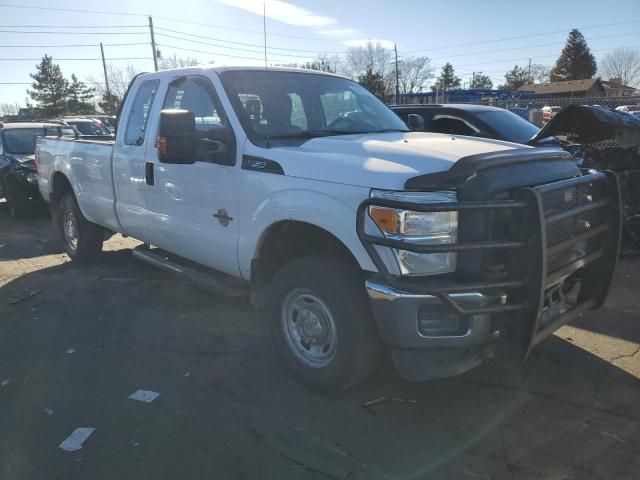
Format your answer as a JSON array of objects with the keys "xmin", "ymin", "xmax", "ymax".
[
  {"xmin": 0, "ymin": 3, "xmax": 346, "ymax": 43},
  {"xmin": 156, "ymin": 33, "xmax": 327, "ymax": 58},
  {"xmin": 0, "ymin": 57, "xmax": 149, "ymax": 61},
  {"xmin": 0, "ymin": 3, "xmax": 145, "ymax": 17},
  {"xmin": 0, "ymin": 42, "xmax": 149, "ymax": 48},
  {"xmin": 446, "ymin": 43, "xmax": 640, "ymax": 69},
  {"xmin": 156, "ymin": 43, "xmax": 312, "ymax": 63},
  {"xmin": 402, "ymin": 18, "xmax": 640, "ymax": 54},
  {"xmin": 0, "ymin": 29, "xmax": 147, "ymax": 35},
  {"xmin": 0, "ymin": 24, "xmax": 146, "ymax": 28},
  {"xmin": 154, "ymin": 27, "xmax": 343, "ymax": 54},
  {"xmin": 428, "ymin": 32, "xmax": 640, "ymax": 61}
]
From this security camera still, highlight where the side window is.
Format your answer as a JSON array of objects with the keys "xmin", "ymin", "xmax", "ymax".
[
  {"xmin": 163, "ymin": 76, "xmax": 225, "ymax": 132},
  {"xmin": 124, "ymin": 79, "xmax": 160, "ymax": 146},
  {"xmin": 320, "ymin": 90, "xmax": 358, "ymax": 125},
  {"xmin": 289, "ymin": 93, "xmax": 307, "ymax": 129},
  {"xmin": 431, "ymin": 114, "xmax": 479, "ymax": 136}
]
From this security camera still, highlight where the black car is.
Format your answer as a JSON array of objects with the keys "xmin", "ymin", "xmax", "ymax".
[
  {"xmin": 0, "ymin": 122, "xmax": 75, "ymax": 218},
  {"xmin": 391, "ymin": 104, "xmax": 544, "ymax": 145}
]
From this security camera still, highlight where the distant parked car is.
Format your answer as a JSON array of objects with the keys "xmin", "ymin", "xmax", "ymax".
[
  {"xmin": 541, "ymin": 105, "xmax": 561, "ymax": 123},
  {"xmin": 391, "ymin": 104, "xmax": 546, "ymax": 145},
  {"xmin": 615, "ymin": 105, "xmax": 640, "ymax": 113},
  {"xmin": 0, "ymin": 122, "xmax": 75, "ymax": 218},
  {"xmin": 56, "ymin": 117, "xmax": 112, "ymax": 136},
  {"xmin": 91, "ymin": 115, "xmax": 117, "ymax": 133}
]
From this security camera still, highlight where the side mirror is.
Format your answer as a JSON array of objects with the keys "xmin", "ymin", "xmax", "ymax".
[
  {"xmin": 407, "ymin": 113, "xmax": 425, "ymax": 131},
  {"xmin": 157, "ymin": 109, "xmax": 196, "ymax": 164}
]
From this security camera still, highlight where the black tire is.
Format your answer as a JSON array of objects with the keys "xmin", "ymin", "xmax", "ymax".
[
  {"xmin": 4, "ymin": 180, "xmax": 31, "ymax": 219},
  {"xmin": 265, "ymin": 255, "xmax": 382, "ymax": 392},
  {"xmin": 56, "ymin": 193, "xmax": 104, "ymax": 263}
]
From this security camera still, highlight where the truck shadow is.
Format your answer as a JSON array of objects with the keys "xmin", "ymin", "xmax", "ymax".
[
  {"xmin": 0, "ymin": 201, "xmax": 62, "ymax": 260},
  {"xmin": 1, "ymin": 251, "xmax": 638, "ymax": 480}
]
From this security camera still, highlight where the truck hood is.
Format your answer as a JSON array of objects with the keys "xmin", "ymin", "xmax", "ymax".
[
  {"xmin": 263, "ymin": 132, "xmax": 523, "ymax": 189},
  {"xmin": 530, "ymin": 105, "xmax": 640, "ymax": 147}
]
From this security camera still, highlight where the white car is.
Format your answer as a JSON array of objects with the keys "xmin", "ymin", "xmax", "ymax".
[{"xmin": 35, "ymin": 66, "xmax": 621, "ymax": 391}]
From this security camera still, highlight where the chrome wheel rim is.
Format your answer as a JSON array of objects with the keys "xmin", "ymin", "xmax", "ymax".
[
  {"xmin": 281, "ymin": 288, "xmax": 338, "ymax": 368},
  {"xmin": 63, "ymin": 209, "xmax": 79, "ymax": 250}
]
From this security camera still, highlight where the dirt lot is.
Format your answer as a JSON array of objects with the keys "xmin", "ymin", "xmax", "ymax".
[{"xmin": 1, "ymin": 200, "xmax": 639, "ymax": 480}]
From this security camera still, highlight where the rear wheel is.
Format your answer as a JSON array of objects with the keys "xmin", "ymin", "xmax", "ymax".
[
  {"xmin": 4, "ymin": 180, "xmax": 31, "ymax": 219},
  {"xmin": 56, "ymin": 193, "xmax": 104, "ymax": 263},
  {"xmin": 266, "ymin": 255, "xmax": 382, "ymax": 392}
]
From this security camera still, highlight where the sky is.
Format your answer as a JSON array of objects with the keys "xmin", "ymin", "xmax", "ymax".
[{"xmin": 0, "ymin": 0, "xmax": 639, "ymax": 107}]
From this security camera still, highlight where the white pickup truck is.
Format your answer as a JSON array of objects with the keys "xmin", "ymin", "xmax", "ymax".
[{"xmin": 36, "ymin": 66, "xmax": 621, "ymax": 391}]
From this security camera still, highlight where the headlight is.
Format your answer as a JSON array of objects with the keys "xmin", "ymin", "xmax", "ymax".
[
  {"xmin": 369, "ymin": 190, "xmax": 458, "ymax": 276},
  {"xmin": 26, "ymin": 172, "xmax": 38, "ymax": 184}
]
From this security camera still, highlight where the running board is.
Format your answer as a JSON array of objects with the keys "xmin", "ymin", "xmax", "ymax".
[{"xmin": 132, "ymin": 245, "xmax": 247, "ymax": 297}]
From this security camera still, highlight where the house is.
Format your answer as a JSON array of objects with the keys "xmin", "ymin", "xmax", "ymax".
[
  {"xmin": 518, "ymin": 78, "xmax": 606, "ymax": 98},
  {"xmin": 601, "ymin": 79, "xmax": 637, "ymax": 97}
]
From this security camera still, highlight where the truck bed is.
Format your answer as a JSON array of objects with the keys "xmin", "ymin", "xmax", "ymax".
[{"xmin": 37, "ymin": 136, "xmax": 121, "ymax": 233}]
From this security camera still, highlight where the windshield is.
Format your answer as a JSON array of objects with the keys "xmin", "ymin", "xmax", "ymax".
[
  {"xmin": 475, "ymin": 110, "xmax": 540, "ymax": 144},
  {"xmin": 3, "ymin": 128, "xmax": 49, "ymax": 154},
  {"xmin": 67, "ymin": 120, "xmax": 111, "ymax": 136},
  {"xmin": 219, "ymin": 70, "xmax": 408, "ymax": 143}
]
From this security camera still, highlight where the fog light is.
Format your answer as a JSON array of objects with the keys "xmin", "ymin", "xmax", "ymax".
[{"xmin": 418, "ymin": 304, "xmax": 468, "ymax": 336}]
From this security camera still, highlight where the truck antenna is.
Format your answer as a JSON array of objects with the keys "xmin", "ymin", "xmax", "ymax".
[{"xmin": 263, "ymin": 2, "xmax": 268, "ymax": 69}]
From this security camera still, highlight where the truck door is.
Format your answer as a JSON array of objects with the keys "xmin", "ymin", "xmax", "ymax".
[
  {"xmin": 112, "ymin": 78, "xmax": 161, "ymax": 240},
  {"xmin": 143, "ymin": 75, "xmax": 241, "ymax": 277}
]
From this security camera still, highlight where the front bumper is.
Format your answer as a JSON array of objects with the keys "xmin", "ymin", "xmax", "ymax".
[
  {"xmin": 367, "ymin": 280, "xmax": 503, "ymax": 380},
  {"xmin": 359, "ymin": 170, "xmax": 622, "ymax": 381}
]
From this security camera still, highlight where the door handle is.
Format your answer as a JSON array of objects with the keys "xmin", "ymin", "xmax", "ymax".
[{"xmin": 145, "ymin": 162, "xmax": 155, "ymax": 186}]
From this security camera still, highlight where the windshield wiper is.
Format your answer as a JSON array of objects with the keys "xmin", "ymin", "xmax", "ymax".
[{"xmin": 371, "ymin": 128, "xmax": 409, "ymax": 133}]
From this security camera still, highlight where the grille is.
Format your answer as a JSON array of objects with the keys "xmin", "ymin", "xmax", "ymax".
[{"xmin": 541, "ymin": 178, "xmax": 605, "ymax": 274}]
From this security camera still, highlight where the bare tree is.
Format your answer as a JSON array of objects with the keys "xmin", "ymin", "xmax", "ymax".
[
  {"xmin": 86, "ymin": 63, "xmax": 138, "ymax": 100},
  {"xmin": 397, "ymin": 56, "xmax": 434, "ymax": 94},
  {"xmin": 530, "ymin": 64, "xmax": 551, "ymax": 84},
  {"xmin": 600, "ymin": 48, "xmax": 640, "ymax": 88},
  {"xmin": 0, "ymin": 103, "xmax": 18, "ymax": 116},
  {"xmin": 158, "ymin": 54, "xmax": 200, "ymax": 71},
  {"xmin": 342, "ymin": 41, "xmax": 394, "ymax": 92}
]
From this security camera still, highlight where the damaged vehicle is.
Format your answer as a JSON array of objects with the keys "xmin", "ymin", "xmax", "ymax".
[
  {"xmin": 36, "ymin": 67, "xmax": 622, "ymax": 391},
  {"xmin": 529, "ymin": 105, "xmax": 640, "ymax": 255},
  {"xmin": 396, "ymin": 104, "xmax": 640, "ymax": 254},
  {"xmin": 0, "ymin": 123, "xmax": 74, "ymax": 218}
]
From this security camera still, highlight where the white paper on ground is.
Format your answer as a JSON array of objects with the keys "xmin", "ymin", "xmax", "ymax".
[
  {"xmin": 59, "ymin": 428, "xmax": 95, "ymax": 452},
  {"xmin": 1, "ymin": 379, "xmax": 9, "ymax": 386},
  {"xmin": 66, "ymin": 348, "xmax": 76, "ymax": 354},
  {"xmin": 128, "ymin": 389, "xmax": 160, "ymax": 403}
]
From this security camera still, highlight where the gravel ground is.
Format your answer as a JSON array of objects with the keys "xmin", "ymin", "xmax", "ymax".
[{"xmin": 1, "ymin": 200, "xmax": 639, "ymax": 480}]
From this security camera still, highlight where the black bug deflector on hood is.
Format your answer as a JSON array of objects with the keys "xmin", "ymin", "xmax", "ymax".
[{"xmin": 528, "ymin": 104, "xmax": 640, "ymax": 147}]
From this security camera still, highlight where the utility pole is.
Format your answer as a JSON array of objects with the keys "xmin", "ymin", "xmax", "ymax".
[
  {"xmin": 528, "ymin": 57, "xmax": 532, "ymax": 84},
  {"xmin": 471, "ymin": 72, "xmax": 475, "ymax": 89},
  {"xmin": 149, "ymin": 16, "xmax": 158, "ymax": 72},
  {"xmin": 394, "ymin": 44, "xmax": 400, "ymax": 105},
  {"xmin": 100, "ymin": 42, "xmax": 110, "ymax": 97}
]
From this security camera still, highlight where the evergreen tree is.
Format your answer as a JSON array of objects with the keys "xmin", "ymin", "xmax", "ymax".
[
  {"xmin": 550, "ymin": 29, "xmax": 597, "ymax": 81},
  {"xmin": 27, "ymin": 55, "xmax": 69, "ymax": 117},
  {"xmin": 499, "ymin": 65, "xmax": 530, "ymax": 90},
  {"xmin": 434, "ymin": 63, "xmax": 461, "ymax": 90},
  {"xmin": 67, "ymin": 74, "xmax": 95, "ymax": 114},
  {"xmin": 98, "ymin": 92, "xmax": 121, "ymax": 115},
  {"xmin": 470, "ymin": 72, "xmax": 493, "ymax": 89},
  {"xmin": 358, "ymin": 66, "xmax": 387, "ymax": 101}
]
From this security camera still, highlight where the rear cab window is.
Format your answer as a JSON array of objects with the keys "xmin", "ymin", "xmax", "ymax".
[{"xmin": 124, "ymin": 79, "xmax": 160, "ymax": 146}]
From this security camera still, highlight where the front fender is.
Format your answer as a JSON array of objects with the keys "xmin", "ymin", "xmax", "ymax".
[{"xmin": 237, "ymin": 189, "xmax": 377, "ymax": 279}]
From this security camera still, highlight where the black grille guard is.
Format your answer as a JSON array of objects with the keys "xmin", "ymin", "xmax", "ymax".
[{"xmin": 357, "ymin": 170, "xmax": 622, "ymax": 352}]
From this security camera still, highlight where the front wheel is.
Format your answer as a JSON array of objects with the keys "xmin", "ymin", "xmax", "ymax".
[
  {"xmin": 56, "ymin": 193, "xmax": 104, "ymax": 263},
  {"xmin": 265, "ymin": 255, "xmax": 382, "ymax": 392}
]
